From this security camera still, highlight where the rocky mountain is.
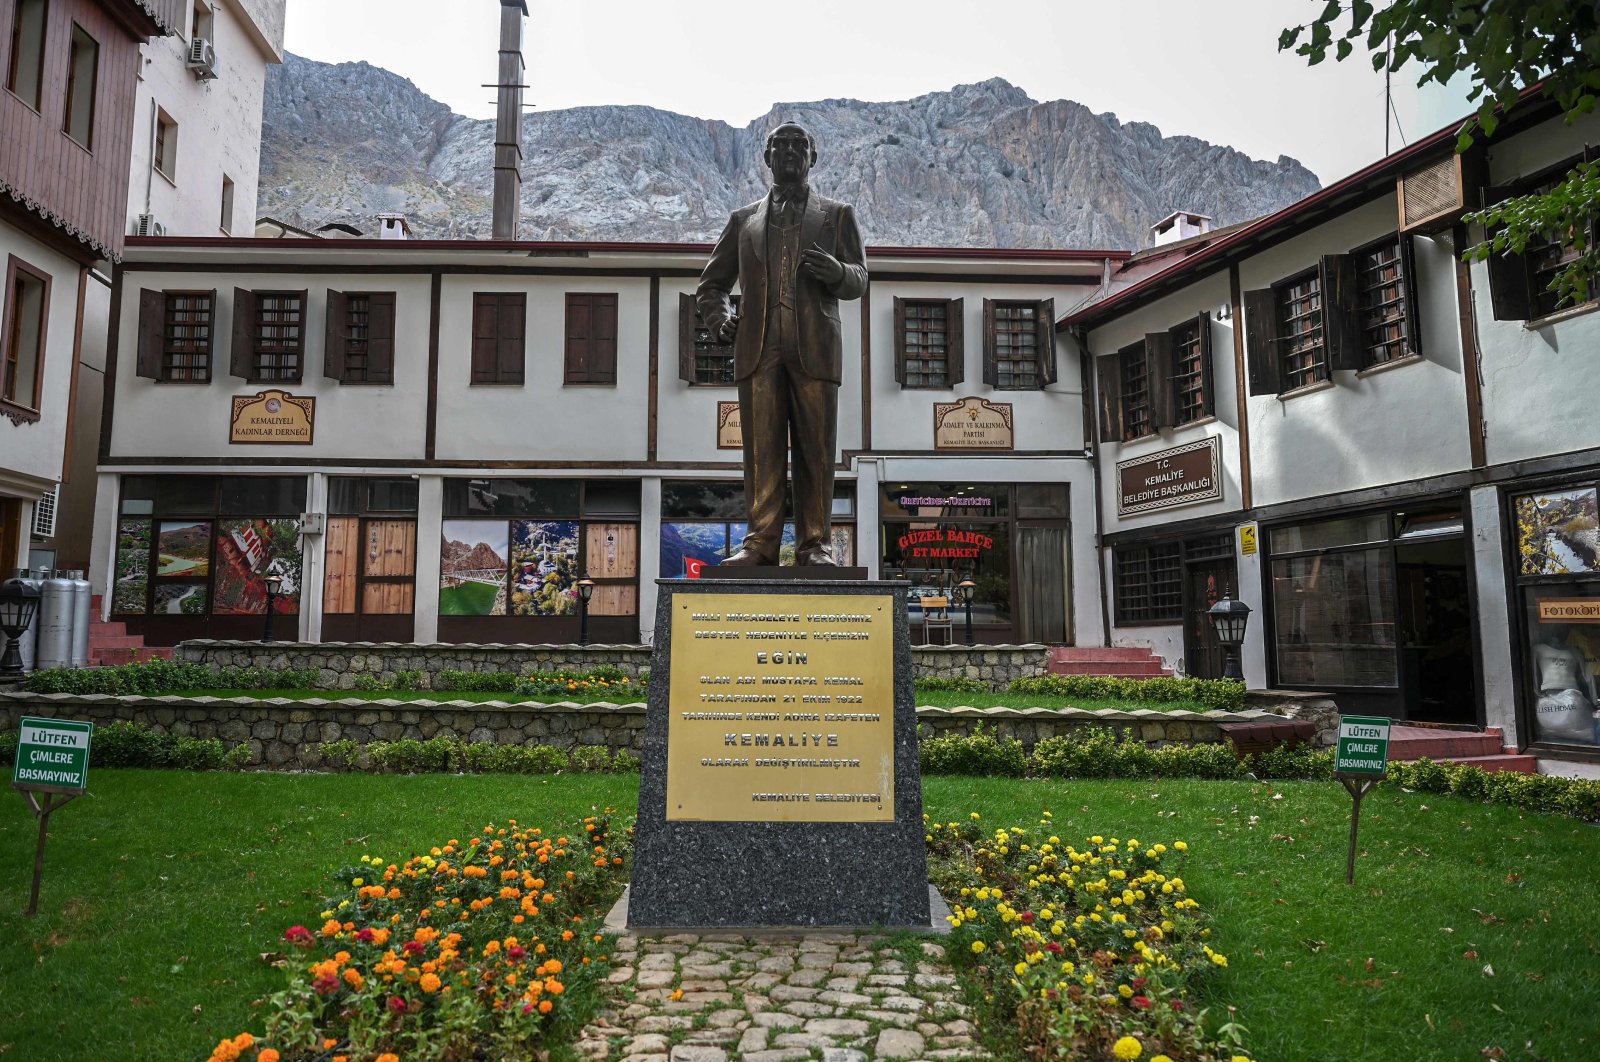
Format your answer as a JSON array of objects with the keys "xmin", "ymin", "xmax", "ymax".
[
  {"xmin": 260, "ymin": 54, "xmax": 1322, "ymax": 249},
  {"xmin": 441, "ymin": 539, "xmax": 506, "ymax": 574}
]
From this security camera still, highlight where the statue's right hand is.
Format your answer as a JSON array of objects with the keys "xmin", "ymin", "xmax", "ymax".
[{"xmin": 717, "ymin": 313, "xmax": 740, "ymax": 344}]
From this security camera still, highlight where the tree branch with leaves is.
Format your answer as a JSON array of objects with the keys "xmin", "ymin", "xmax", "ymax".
[{"xmin": 1281, "ymin": 1, "xmax": 1600, "ymax": 310}]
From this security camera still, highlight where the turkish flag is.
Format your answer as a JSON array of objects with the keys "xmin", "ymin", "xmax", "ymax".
[{"xmin": 684, "ymin": 557, "xmax": 707, "ymax": 579}]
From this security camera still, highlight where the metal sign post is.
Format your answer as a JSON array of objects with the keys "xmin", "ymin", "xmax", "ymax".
[
  {"xmin": 1334, "ymin": 715, "xmax": 1391, "ymax": 885},
  {"xmin": 11, "ymin": 716, "xmax": 92, "ymax": 916}
]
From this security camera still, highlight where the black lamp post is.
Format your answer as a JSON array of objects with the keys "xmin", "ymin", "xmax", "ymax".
[
  {"xmin": 261, "ymin": 571, "xmax": 283, "ymax": 644},
  {"xmin": 0, "ymin": 578, "xmax": 43, "ymax": 682},
  {"xmin": 576, "ymin": 576, "xmax": 595, "ymax": 646},
  {"xmin": 1207, "ymin": 590, "xmax": 1252, "ymax": 682},
  {"xmin": 957, "ymin": 577, "xmax": 977, "ymax": 647}
]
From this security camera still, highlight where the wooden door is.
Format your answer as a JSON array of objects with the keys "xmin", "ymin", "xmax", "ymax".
[{"xmin": 1183, "ymin": 560, "xmax": 1235, "ymax": 679}]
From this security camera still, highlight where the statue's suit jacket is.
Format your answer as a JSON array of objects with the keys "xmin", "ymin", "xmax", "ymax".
[{"xmin": 696, "ymin": 191, "xmax": 869, "ymax": 385}]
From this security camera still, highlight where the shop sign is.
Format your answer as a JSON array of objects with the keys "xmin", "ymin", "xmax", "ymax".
[
  {"xmin": 717, "ymin": 401, "xmax": 742, "ymax": 450},
  {"xmin": 13, "ymin": 717, "xmax": 93, "ymax": 792},
  {"xmin": 666, "ymin": 592, "xmax": 894, "ymax": 822},
  {"xmin": 1335, "ymin": 715, "xmax": 1391, "ymax": 777},
  {"xmin": 230, "ymin": 390, "xmax": 315, "ymax": 445},
  {"xmin": 1238, "ymin": 524, "xmax": 1259, "ymax": 557},
  {"xmin": 1538, "ymin": 599, "xmax": 1600, "ymax": 623},
  {"xmin": 1116, "ymin": 436, "xmax": 1222, "ymax": 517},
  {"xmin": 895, "ymin": 527, "xmax": 995, "ymax": 561},
  {"xmin": 933, "ymin": 396, "xmax": 1014, "ymax": 451}
]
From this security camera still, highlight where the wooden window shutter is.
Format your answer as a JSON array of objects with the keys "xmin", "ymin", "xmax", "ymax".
[
  {"xmin": 981, "ymin": 298, "xmax": 997, "ymax": 386},
  {"xmin": 678, "ymin": 292, "xmax": 698, "ymax": 383},
  {"xmin": 324, "ymin": 289, "xmax": 348, "ymax": 381},
  {"xmin": 367, "ymin": 292, "xmax": 396, "ymax": 383},
  {"xmin": 471, "ymin": 294, "xmax": 498, "ymax": 382},
  {"xmin": 1035, "ymin": 298, "xmax": 1057, "ymax": 385},
  {"xmin": 136, "ymin": 289, "xmax": 165, "ymax": 380},
  {"xmin": 1319, "ymin": 254, "xmax": 1360, "ymax": 370},
  {"xmin": 1144, "ymin": 330, "xmax": 1175, "ymax": 430},
  {"xmin": 892, "ymin": 296, "xmax": 908, "ymax": 386},
  {"xmin": 1242, "ymin": 287, "xmax": 1282, "ymax": 396},
  {"xmin": 593, "ymin": 294, "xmax": 617, "ymax": 384},
  {"xmin": 498, "ymin": 294, "xmax": 525, "ymax": 383},
  {"xmin": 1479, "ymin": 185, "xmax": 1533, "ymax": 320},
  {"xmin": 946, "ymin": 297, "xmax": 965, "ymax": 385},
  {"xmin": 1095, "ymin": 353, "xmax": 1123, "ymax": 442},
  {"xmin": 565, "ymin": 294, "xmax": 591, "ymax": 383},
  {"xmin": 230, "ymin": 287, "xmax": 256, "ymax": 380},
  {"xmin": 1398, "ymin": 236, "xmax": 1422, "ymax": 357},
  {"xmin": 1195, "ymin": 311, "xmax": 1215, "ymax": 417}
]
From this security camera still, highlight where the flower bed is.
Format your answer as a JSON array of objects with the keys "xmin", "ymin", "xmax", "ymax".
[
  {"xmin": 929, "ymin": 812, "xmax": 1252, "ymax": 1062},
  {"xmin": 202, "ymin": 812, "xmax": 631, "ymax": 1062}
]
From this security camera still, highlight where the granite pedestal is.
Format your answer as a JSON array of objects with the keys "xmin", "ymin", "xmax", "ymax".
[{"xmin": 627, "ymin": 576, "xmax": 931, "ymax": 930}]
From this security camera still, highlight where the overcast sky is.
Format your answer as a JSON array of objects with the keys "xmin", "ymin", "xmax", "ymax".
[{"xmin": 283, "ymin": 0, "xmax": 1471, "ymax": 185}]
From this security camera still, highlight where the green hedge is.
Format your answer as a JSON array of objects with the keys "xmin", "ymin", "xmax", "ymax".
[
  {"xmin": 0, "ymin": 720, "xmax": 247, "ymax": 770},
  {"xmin": 1007, "ymin": 673, "xmax": 1245, "ymax": 711},
  {"xmin": 915, "ymin": 676, "xmax": 992, "ymax": 694},
  {"xmin": 1390, "ymin": 757, "xmax": 1600, "ymax": 822},
  {"xmin": 318, "ymin": 735, "xmax": 641, "ymax": 775},
  {"xmin": 437, "ymin": 669, "xmax": 522, "ymax": 693},
  {"xmin": 22, "ymin": 660, "xmax": 320, "ymax": 696},
  {"xmin": 922, "ymin": 725, "xmax": 1331, "ymax": 782}
]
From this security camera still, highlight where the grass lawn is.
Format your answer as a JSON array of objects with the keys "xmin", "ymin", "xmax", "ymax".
[
  {"xmin": 5, "ymin": 773, "xmax": 1596, "ymax": 1061},
  {"xmin": 165, "ymin": 687, "xmax": 1208, "ymax": 713},
  {"xmin": 437, "ymin": 582, "xmax": 500, "ymax": 616}
]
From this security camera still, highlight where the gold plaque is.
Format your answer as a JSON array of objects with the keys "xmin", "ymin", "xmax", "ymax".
[
  {"xmin": 933, "ymin": 396, "xmax": 1014, "ymax": 451},
  {"xmin": 230, "ymin": 389, "xmax": 315, "ymax": 445},
  {"xmin": 668, "ymin": 592, "xmax": 895, "ymax": 822}
]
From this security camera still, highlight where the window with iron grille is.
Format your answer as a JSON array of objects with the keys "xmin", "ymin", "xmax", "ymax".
[
  {"xmin": 901, "ymin": 300, "xmax": 950, "ymax": 387},
  {"xmin": 1114, "ymin": 542, "xmax": 1183, "ymax": 625},
  {"xmin": 1356, "ymin": 239, "xmax": 1408, "ymax": 367},
  {"xmin": 1118, "ymin": 343, "xmax": 1150, "ymax": 440},
  {"xmin": 1276, "ymin": 273, "xmax": 1326, "ymax": 390},
  {"xmin": 1529, "ymin": 225, "xmax": 1589, "ymax": 319},
  {"xmin": 1484, "ymin": 152, "xmax": 1598, "ymax": 322},
  {"xmin": 678, "ymin": 293, "xmax": 738, "ymax": 385},
  {"xmin": 1171, "ymin": 318, "xmax": 1208, "ymax": 422},
  {"xmin": 991, "ymin": 302, "xmax": 1039, "ymax": 390},
  {"xmin": 253, "ymin": 292, "xmax": 304, "ymax": 382},
  {"xmin": 163, "ymin": 292, "xmax": 212, "ymax": 381}
]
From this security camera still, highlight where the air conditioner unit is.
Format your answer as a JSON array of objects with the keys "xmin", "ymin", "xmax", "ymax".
[
  {"xmin": 1397, "ymin": 148, "xmax": 1485, "ymax": 234},
  {"xmin": 135, "ymin": 213, "xmax": 167, "ymax": 237},
  {"xmin": 32, "ymin": 485, "xmax": 58, "ymax": 539},
  {"xmin": 186, "ymin": 37, "xmax": 218, "ymax": 80}
]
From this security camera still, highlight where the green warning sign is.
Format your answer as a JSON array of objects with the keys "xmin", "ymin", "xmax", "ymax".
[
  {"xmin": 12, "ymin": 717, "xmax": 93, "ymax": 792},
  {"xmin": 1335, "ymin": 715, "xmax": 1391, "ymax": 777}
]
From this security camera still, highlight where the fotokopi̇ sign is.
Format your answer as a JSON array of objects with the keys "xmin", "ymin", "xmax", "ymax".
[{"xmin": 666, "ymin": 592, "xmax": 894, "ymax": 822}]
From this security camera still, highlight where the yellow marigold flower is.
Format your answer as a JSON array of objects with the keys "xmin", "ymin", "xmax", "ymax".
[
  {"xmin": 1153, "ymin": 1056, "xmax": 1174, "ymax": 1062},
  {"xmin": 352, "ymin": 877, "xmax": 364, "ymax": 887},
  {"xmin": 1113, "ymin": 1035, "xmax": 1143, "ymax": 1060},
  {"xmin": 670, "ymin": 988, "xmax": 684, "ymax": 1001},
  {"xmin": 1174, "ymin": 841, "xmax": 1187, "ymax": 851},
  {"xmin": 1118, "ymin": 984, "xmax": 1134, "ymax": 998},
  {"xmin": 970, "ymin": 940, "xmax": 986, "ymax": 954}
]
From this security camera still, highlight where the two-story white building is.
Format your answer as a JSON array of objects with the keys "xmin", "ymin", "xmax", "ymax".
[
  {"xmin": 1065, "ymin": 96, "xmax": 1600, "ymax": 762},
  {"xmin": 91, "ymin": 238, "xmax": 1120, "ymax": 648}
]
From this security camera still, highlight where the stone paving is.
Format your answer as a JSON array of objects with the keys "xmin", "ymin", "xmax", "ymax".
[{"xmin": 575, "ymin": 933, "xmax": 988, "ymax": 1062}]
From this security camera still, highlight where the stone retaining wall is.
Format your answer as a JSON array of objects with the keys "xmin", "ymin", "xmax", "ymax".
[
  {"xmin": 2, "ymin": 692, "xmax": 1306, "ymax": 770},
  {"xmin": 173, "ymin": 640, "xmax": 1051, "ymax": 690}
]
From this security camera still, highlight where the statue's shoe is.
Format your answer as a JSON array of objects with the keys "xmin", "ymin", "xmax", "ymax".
[
  {"xmin": 721, "ymin": 548, "xmax": 777, "ymax": 566},
  {"xmin": 795, "ymin": 545, "xmax": 839, "ymax": 567}
]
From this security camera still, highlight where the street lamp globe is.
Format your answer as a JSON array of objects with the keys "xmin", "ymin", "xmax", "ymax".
[
  {"xmin": 1207, "ymin": 595, "xmax": 1251, "ymax": 646},
  {"xmin": 0, "ymin": 578, "xmax": 42, "ymax": 635}
]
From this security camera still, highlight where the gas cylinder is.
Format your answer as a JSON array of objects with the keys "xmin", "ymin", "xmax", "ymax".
[
  {"xmin": 68, "ymin": 570, "xmax": 91, "ymax": 668},
  {"xmin": 36, "ymin": 570, "xmax": 74, "ymax": 670}
]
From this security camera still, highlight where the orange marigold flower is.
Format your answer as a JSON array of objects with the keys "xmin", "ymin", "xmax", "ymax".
[
  {"xmin": 320, "ymin": 919, "xmax": 342, "ymax": 936},
  {"xmin": 231, "ymin": 1032, "xmax": 254, "ymax": 1050},
  {"xmin": 543, "ymin": 959, "xmax": 563, "ymax": 974},
  {"xmin": 561, "ymin": 930, "xmax": 574, "ymax": 942},
  {"xmin": 343, "ymin": 968, "xmax": 365, "ymax": 990},
  {"xmin": 322, "ymin": 1039, "xmax": 338, "ymax": 1050},
  {"xmin": 259, "ymin": 1051, "xmax": 281, "ymax": 1062},
  {"xmin": 538, "ymin": 999, "xmax": 553, "ymax": 1014},
  {"xmin": 376, "ymin": 1055, "xmax": 399, "ymax": 1062},
  {"xmin": 420, "ymin": 972, "xmax": 442, "ymax": 993}
]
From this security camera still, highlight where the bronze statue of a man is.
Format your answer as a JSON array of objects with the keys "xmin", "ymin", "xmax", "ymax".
[{"xmin": 696, "ymin": 122, "xmax": 869, "ymax": 566}]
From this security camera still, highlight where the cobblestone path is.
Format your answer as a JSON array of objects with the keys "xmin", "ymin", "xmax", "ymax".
[{"xmin": 575, "ymin": 932, "xmax": 988, "ymax": 1062}]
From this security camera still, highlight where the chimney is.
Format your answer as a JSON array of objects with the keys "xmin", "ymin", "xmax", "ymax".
[
  {"xmin": 492, "ymin": 0, "xmax": 528, "ymax": 240},
  {"xmin": 1150, "ymin": 211, "xmax": 1214, "ymax": 248},
  {"xmin": 377, "ymin": 212, "xmax": 412, "ymax": 240}
]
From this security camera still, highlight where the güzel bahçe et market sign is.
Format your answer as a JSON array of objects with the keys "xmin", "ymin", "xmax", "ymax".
[
  {"xmin": 1116, "ymin": 436, "xmax": 1223, "ymax": 516},
  {"xmin": 230, "ymin": 389, "xmax": 315, "ymax": 445}
]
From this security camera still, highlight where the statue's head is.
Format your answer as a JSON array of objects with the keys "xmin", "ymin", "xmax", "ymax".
[{"xmin": 765, "ymin": 122, "xmax": 816, "ymax": 184}]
